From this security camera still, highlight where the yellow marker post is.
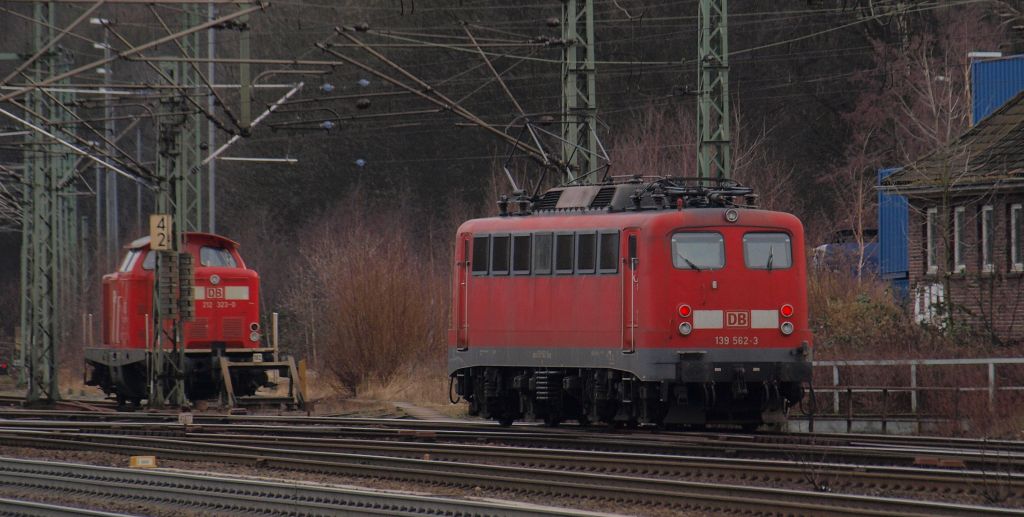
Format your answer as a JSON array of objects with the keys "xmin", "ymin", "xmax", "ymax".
[{"xmin": 130, "ymin": 456, "xmax": 158, "ymax": 468}]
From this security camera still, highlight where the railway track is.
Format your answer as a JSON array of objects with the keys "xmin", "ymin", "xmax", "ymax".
[
  {"xmin": 4, "ymin": 404, "xmax": 1024, "ymax": 454},
  {"xmin": 0, "ymin": 496, "xmax": 132, "ymax": 517},
  {"xmin": 0, "ymin": 456, "xmax": 603, "ymax": 517},
  {"xmin": 0, "ymin": 428, "xmax": 1020, "ymax": 516},
  {"xmin": 2, "ymin": 411, "xmax": 1022, "ymax": 472}
]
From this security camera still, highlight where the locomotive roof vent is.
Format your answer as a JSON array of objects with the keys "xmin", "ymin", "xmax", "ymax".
[
  {"xmin": 534, "ymin": 189, "xmax": 563, "ymax": 210},
  {"xmin": 589, "ymin": 186, "xmax": 617, "ymax": 209}
]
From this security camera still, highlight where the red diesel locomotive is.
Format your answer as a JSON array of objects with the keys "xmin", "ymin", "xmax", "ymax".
[
  {"xmin": 85, "ymin": 232, "xmax": 274, "ymax": 405},
  {"xmin": 449, "ymin": 179, "xmax": 812, "ymax": 428}
]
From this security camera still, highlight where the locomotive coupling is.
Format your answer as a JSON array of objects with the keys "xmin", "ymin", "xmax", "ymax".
[{"xmin": 792, "ymin": 341, "xmax": 811, "ymax": 359}]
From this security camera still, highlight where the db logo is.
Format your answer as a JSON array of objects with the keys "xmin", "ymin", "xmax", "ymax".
[{"xmin": 726, "ymin": 311, "xmax": 749, "ymax": 327}]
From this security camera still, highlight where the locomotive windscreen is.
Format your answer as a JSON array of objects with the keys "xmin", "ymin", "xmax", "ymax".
[
  {"xmin": 743, "ymin": 233, "xmax": 793, "ymax": 269},
  {"xmin": 200, "ymin": 246, "xmax": 238, "ymax": 267},
  {"xmin": 671, "ymin": 232, "xmax": 725, "ymax": 270}
]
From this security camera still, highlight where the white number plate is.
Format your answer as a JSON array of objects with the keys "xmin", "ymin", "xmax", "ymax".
[{"xmin": 713, "ymin": 336, "xmax": 759, "ymax": 346}]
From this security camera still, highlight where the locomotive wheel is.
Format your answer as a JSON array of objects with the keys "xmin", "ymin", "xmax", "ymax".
[
  {"xmin": 543, "ymin": 414, "xmax": 561, "ymax": 427},
  {"xmin": 577, "ymin": 414, "xmax": 591, "ymax": 427},
  {"xmin": 498, "ymin": 415, "xmax": 515, "ymax": 427}
]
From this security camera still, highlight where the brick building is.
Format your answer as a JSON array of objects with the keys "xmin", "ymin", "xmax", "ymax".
[{"xmin": 881, "ymin": 91, "xmax": 1024, "ymax": 345}]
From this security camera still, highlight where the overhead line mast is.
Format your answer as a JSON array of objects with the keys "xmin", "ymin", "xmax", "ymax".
[
  {"xmin": 697, "ymin": 0, "xmax": 731, "ymax": 181},
  {"xmin": 561, "ymin": 0, "xmax": 598, "ymax": 184}
]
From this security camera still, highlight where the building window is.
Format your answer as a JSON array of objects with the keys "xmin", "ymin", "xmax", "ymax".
[
  {"xmin": 926, "ymin": 207, "xmax": 938, "ymax": 275},
  {"xmin": 953, "ymin": 206, "xmax": 966, "ymax": 273},
  {"xmin": 491, "ymin": 235, "xmax": 510, "ymax": 275},
  {"xmin": 1012, "ymin": 203, "xmax": 1023, "ymax": 272},
  {"xmin": 472, "ymin": 236, "xmax": 489, "ymax": 275},
  {"xmin": 533, "ymin": 232, "xmax": 553, "ymax": 275},
  {"xmin": 981, "ymin": 205, "xmax": 994, "ymax": 273}
]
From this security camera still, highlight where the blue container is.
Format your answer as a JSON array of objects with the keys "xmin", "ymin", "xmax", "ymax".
[
  {"xmin": 878, "ymin": 167, "xmax": 908, "ymax": 299},
  {"xmin": 972, "ymin": 55, "xmax": 1024, "ymax": 122}
]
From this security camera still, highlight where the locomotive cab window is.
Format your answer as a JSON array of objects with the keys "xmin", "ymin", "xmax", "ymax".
[
  {"xmin": 533, "ymin": 233, "xmax": 553, "ymax": 275},
  {"xmin": 200, "ymin": 246, "xmax": 238, "ymax": 268},
  {"xmin": 142, "ymin": 250, "xmax": 155, "ymax": 270},
  {"xmin": 743, "ymin": 233, "xmax": 792, "ymax": 270},
  {"xmin": 119, "ymin": 250, "xmax": 141, "ymax": 272},
  {"xmin": 491, "ymin": 235, "xmax": 511, "ymax": 275},
  {"xmin": 555, "ymin": 233, "xmax": 574, "ymax": 274},
  {"xmin": 671, "ymin": 232, "xmax": 725, "ymax": 270},
  {"xmin": 576, "ymin": 232, "xmax": 597, "ymax": 274},
  {"xmin": 472, "ymin": 236, "xmax": 489, "ymax": 275},
  {"xmin": 598, "ymin": 231, "xmax": 619, "ymax": 273},
  {"xmin": 512, "ymin": 234, "xmax": 531, "ymax": 275}
]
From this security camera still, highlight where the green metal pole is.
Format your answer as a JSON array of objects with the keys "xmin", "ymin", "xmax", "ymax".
[
  {"xmin": 561, "ymin": 0, "xmax": 597, "ymax": 184},
  {"xmin": 23, "ymin": 0, "xmax": 61, "ymax": 404},
  {"xmin": 697, "ymin": 0, "xmax": 731, "ymax": 181}
]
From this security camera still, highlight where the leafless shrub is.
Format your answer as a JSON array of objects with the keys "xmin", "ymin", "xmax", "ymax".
[{"xmin": 279, "ymin": 194, "xmax": 465, "ymax": 397}]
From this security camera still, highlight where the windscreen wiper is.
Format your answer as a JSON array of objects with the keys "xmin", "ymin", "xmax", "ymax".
[
  {"xmin": 679, "ymin": 254, "xmax": 703, "ymax": 271},
  {"xmin": 766, "ymin": 245, "xmax": 774, "ymax": 271}
]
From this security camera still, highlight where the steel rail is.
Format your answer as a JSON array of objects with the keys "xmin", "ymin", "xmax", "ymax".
[
  {"xmin": 179, "ymin": 432, "xmax": 1024, "ymax": 502},
  {"xmin": 4, "ymin": 404, "xmax": 1024, "ymax": 459},
  {"xmin": 2, "ymin": 409, "xmax": 1024, "ymax": 470},
  {"xmin": 5, "ymin": 404, "xmax": 1024, "ymax": 451},
  {"xmin": 12, "ymin": 427, "xmax": 1024, "ymax": 507},
  {"xmin": 0, "ymin": 430, "xmax": 1018, "ymax": 516},
  {"xmin": 0, "ymin": 497, "xmax": 133, "ymax": 517},
  {"xmin": 0, "ymin": 456, "xmax": 601, "ymax": 517}
]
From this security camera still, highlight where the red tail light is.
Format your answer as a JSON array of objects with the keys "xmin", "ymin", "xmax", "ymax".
[
  {"xmin": 780, "ymin": 304, "xmax": 794, "ymax": 318},
  {"xmin": 678, "ymin": 304, "xmax": 692, "ymax": 318}
]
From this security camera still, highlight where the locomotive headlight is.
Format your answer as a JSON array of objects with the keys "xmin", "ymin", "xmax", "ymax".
[
  {"xmin": 249, "ymin": 331, "xmax": 261, "ymax": 342},
  {"xmin": 780, "ymin": 321, "xmax": 795, "ymax": 335},
  {"xmin": 210, "ymin": 274, "xmax": 221, "ymax": 285},
  {"xmin": 724, "ymin": 209, "xmax": 739, "ymax": 223},
  {"xmin": 678, "ymin": 322, "xmax": 693, "ymax": 336},
  {"xmin": 677, "ymin": 304, "xmax": 692, "ymax": 318}
]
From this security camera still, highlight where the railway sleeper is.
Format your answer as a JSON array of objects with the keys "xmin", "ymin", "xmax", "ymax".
[{"xmin": 456, "ymin": 366, "xmax": 802, "ymax": 429}]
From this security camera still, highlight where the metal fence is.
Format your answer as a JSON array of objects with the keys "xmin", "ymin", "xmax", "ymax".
[{"xmin": 812, "ymin": 357, "xmax": 1024, "ymax": 416}]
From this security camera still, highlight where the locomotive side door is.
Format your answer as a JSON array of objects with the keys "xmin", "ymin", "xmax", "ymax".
[
  {"xmin": 455, "ymin": 233, "xmax": 471, "ymax": 350},
  {"xmin": 621, "ymin": 229, "xmax": 640, "ymax": 353}
]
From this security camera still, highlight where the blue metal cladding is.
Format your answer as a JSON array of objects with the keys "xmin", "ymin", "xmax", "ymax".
[
  {"xmin": 877, "ymin": 167, "xmax": 908, "ymax": 281},
  {"xmin": 972, "ymin": 55, "xmax": 1024, "ymax": 122}
]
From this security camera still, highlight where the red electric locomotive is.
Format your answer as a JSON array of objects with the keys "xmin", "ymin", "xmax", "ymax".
[
  {"xmin": 449, "ymin": 179, "xmax": 812, "ymax": 428},
  {"xmin": 85, "ymin": 232, "xmax": 276, "ymax": 405}
]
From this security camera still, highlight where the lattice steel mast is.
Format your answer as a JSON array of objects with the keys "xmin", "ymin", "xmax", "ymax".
[
  {"xmin": 20, "ymin": 0, "xmax": 79, "ymax": 404},
  {"xmin": 561, "ymin": 0, "xmax": 597, "ymax": 184},
  {"xmin": 697, "ymin": 0, "xmax": 731, "ymax": 180}
]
